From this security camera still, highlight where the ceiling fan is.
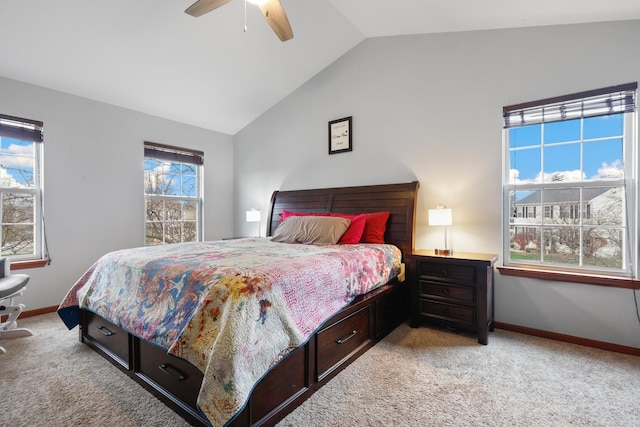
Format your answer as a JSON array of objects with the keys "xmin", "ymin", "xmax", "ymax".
[{"xmin": 185, "ymin": 0, "xmax": 294, "ymax": 42}]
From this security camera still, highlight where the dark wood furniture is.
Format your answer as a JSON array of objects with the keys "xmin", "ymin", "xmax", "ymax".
[
  {"xmin": 407, "ymin": 249, "xmax": 497, "ymax": 345},
  {"xmin": 78, "ymin": 181, "xmax": 419, "ymax": 427}
]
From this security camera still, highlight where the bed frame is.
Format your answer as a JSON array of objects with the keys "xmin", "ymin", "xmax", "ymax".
[{"xmin": 78, "ymin": 181, "xmax": 419, "ymax": 426}]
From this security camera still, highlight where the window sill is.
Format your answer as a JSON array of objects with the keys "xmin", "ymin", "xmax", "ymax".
[
  {"xmin": 497, "ymin": 266, "xmax": 638, "ymax": 290},
  {"xmin": 10, "ymin": 259, "xmax": 50, "ymax": 270}
]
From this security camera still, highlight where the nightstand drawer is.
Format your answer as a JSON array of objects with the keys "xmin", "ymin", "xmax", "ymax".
[
  {"xmin": 417, "ymin": 262, "xmax": 476, "ymax": 284},
  {"xmin": 419, "ymin": 280, "xmax": 475, "ymax": 306},
  {"xmin": 419, "ymin": 300, "xmax": 475, "ymax": 325}
]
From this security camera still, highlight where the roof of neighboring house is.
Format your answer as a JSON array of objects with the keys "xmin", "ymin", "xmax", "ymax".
[{"xmin": 516, "ymin": 187, "xmax": 612, "ymax": 205}]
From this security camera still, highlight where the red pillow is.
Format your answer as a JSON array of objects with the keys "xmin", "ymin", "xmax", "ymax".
[
  {"xmin": 329, "ymin": 213, "xmax": 366, "ymax": 244},
  {"xmin": 280, "ymin": 210, "xmax": 329, "ymax": 220},
  {"xmin": 360, "ymin": 211, "xmax": 390, "ymax": 243}
]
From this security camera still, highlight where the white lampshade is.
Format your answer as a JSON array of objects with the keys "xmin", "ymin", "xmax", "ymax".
[
  {"xmin": 428, "ymin": 207, "xmax": 452, "ymax": 226},
  {"xmin": 429, "ymin": 205, "xmax": 453, "ymax": 255},
  {"xmin": 246, "ymin": 209, "xmax": 261, "ymax": 223},
  {"xmin": 247, "ymin": 0, "xmax": 268, "ymax": 4}
]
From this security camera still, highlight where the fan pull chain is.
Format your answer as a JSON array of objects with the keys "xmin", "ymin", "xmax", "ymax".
[{"xmin": 244, "ymin": 0, "xmax": 248, "ymax": 33}]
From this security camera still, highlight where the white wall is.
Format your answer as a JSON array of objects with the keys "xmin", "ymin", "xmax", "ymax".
[
  {"xmin": 0, "ymin": 76, "xmax": 234, "ymax": 311},
  {"xmin": 233, "ymin": 20, "xmax": 640, "ymax": 348}
]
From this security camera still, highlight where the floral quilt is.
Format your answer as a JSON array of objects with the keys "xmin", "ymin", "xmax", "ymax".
[{"xmin": 58, "ymin": 238, "xmax": 401, "ymax": 426}]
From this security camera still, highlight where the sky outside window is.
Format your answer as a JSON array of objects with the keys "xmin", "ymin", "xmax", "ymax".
[
  {"xmin": 509, "ymin": 115, "xmax": 624, "ymax": 184},
  {"xmin": 0, "ymin": 137, "xmax": 35, "ymax": 188},
  {"xmin": 144, "ymin": 159, "xmax": 197, "ymax": 197}
]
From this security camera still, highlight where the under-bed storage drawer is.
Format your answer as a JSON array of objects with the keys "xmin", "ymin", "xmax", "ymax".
[
  {"xmin": 316, "ymin": 306, "xmax": 371, "ymax": 380},
  {"xmin": 375, "ymin": 283, "xmax": 407, "ymax": 338},
  {"xmin": 250, "ymin": 344, "xmax": 307, "ymax": 423},
  {"xmin": 136, "ymin": 339, "xmax": 204, "ymax": 409},
  {"xmin": 83, "ymin": 311, "xmax": 131, "ymax": 369}
]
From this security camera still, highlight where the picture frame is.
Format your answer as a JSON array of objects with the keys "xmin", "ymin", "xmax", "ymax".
[{"xmin": 328, "ymin": 116, "xmax": 352, "ymax": 155}]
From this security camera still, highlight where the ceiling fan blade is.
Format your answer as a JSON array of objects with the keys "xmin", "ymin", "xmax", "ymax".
[
  {"xmin": 258, "ymin": 0, "xmax": 294, "ymax": 42},
  {"xmin": 185, "ymin": 0, "xmax": 233, "ymax": 17}
]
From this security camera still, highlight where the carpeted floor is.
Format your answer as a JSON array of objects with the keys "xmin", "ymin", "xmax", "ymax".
[
  {"xmin": 279, "ymin": 323, "xmax": 640, "ymax": 427},
  {"xmin": 1, "ymin": 313, "xmax": 639, "ymax": 426}
]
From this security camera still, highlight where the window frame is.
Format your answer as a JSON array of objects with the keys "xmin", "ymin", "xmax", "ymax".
[
  {"xmin": 501, "ymin": 83, "xmax": 637, "ymax": 282},
  {"xmin": 0, "ymin": 114, "xmax": 46, "ymax": 265},
  {"xmin": 143, "ymin": 141, "xmax": 204, "ymax": 246}
]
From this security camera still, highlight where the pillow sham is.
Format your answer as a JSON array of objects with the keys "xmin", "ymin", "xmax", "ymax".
[
  {"xmin": 329, "ymin": 213, "xmax": 366, "ymax": 244},
  {"xmin": 280, "ymin": 210, "xmax": 329, "ymax": 220},
  {"xmin": 360, "ymin": 211, "xmax": 390, "ymax": 243},
  {"xmin": 271, "ymin": 216, "xmax": 351, "ymax": 245}
]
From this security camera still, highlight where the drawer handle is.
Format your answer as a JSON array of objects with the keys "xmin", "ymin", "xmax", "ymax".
[
  {"xmin": 159, "ymin": 364, "xmax": 186, "ymax": 382},
  {"xmin": 96, "ymin": 325, "xmax": 115, "ymax": 336},
  {"xmin": 442, "ymin": 288, "xmax": 450, "ymax": 295},
  {"xmin": 337, "ymin": 330, "xmax": 357, "ymax": 344},
  {"xmin": 441, "ymin": 269, "xmax": 449, "ymax": 276}
]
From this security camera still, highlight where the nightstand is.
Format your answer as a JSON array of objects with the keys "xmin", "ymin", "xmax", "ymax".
[{"xmin": 407, "ymin": 249, "xmax": 498, "ymax": 345}]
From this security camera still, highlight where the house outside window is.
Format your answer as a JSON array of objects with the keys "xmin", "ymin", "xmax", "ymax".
[
  {"xmin": 144, "ymin": 141, "xmax": 203, "ymax": 246},
  {"xmin": 503, "ymin": 83, "xmax": 637, "ymax": 275},
  {"xmin": 0, "ymin": 114, "xmax": 44, "ymax": 260}
]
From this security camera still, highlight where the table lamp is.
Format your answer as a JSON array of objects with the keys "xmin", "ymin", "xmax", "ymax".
[
  {"xmin": 246, "ymin": 209, "xmax": 261, "ymax": 237},
  {"xmin": 428, "ymin": 205, "xmax": 452, "ymax": 255}
]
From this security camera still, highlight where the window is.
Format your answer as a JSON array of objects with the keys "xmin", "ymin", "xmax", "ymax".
[
  {"xmin": 0, "ymin": 114, "xmax": 45, "ymax": 261},
  {"xmin": 144, "ymin": 141, "xmax": 203, "ymax": 246},
  {"xmin": 503, "ymin": 83, "xmax": 637, "ymax": 276}
]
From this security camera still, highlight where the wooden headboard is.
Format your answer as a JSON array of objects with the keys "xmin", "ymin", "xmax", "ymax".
[{"xmin": 267, "ymin": 181, "xmax": 420, "ymax": 256}]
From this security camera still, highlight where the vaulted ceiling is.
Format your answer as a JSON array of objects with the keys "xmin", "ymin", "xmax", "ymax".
[{"xmin": 2, "ymin": 1, "xmax": 639, "ymax": 135}]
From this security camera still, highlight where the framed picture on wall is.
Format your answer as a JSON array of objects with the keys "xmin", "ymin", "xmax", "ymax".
[{"xmin": 328, "ymin": 116, "xmax": 352, "ymax": 154}]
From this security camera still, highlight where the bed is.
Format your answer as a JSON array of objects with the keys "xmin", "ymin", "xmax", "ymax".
[{"xmin": 58, "ymin": 181, "xmax": 419, "ymax": 426}]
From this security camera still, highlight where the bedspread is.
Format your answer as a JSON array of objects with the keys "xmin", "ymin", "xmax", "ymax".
[{"xmin": 58, "ymin": 238, "xmax": 401, "ymax": 426}]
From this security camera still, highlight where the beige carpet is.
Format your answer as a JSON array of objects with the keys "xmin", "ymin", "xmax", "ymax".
[
  {"xmin": 1, "ymin": 313, "xmax": 639, "ymax": 427},
  {"xmin": 279, "ymin": 324, "xmax": 640, "ymax": 427}
]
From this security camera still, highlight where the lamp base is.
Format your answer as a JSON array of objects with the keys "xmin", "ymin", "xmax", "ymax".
[{"xmin": 435, "ymin": 248, "xmax": 452, "ymax": 256}]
